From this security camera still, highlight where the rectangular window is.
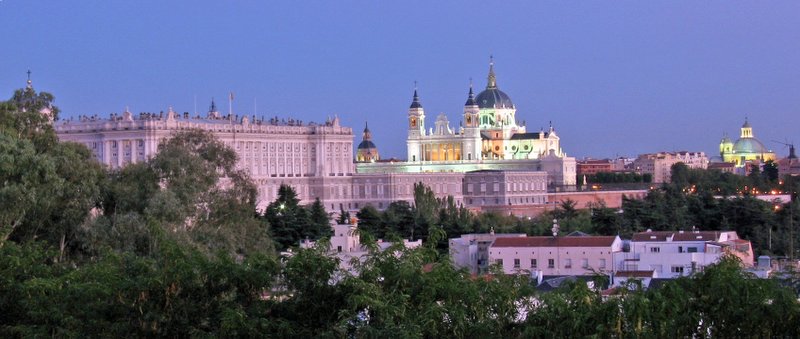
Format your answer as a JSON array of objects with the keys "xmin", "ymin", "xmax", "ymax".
[
  {"xmin": 564, "ymin": 259, "xmax": 572, "ymax": 269},
  {"xmin": 650, "ymin": 247, "xmax": 661, "ymax": 253},
  {"xmin": 687, "ymin": 247, "xmax": 698, "ymax": 253},
  {"xmin": 513, "ymin": 258, "xmax": 520, "ymax": 269},
  {"xmin": 530, "ymin": 259, "xmax": 537, "ymax": 268},
  {"xmin": 495, "ymin": 259, "xmax": 503, "ymax": 266},
  {"xmin": 581, "ymin": 259, "xmax": 589, "ymax": 269},
  {"xmin": 548, "ymin": 259, "xmax": 555, "ymax": 268},
  {"xmin": 671, "ymin": 266, "xmax": 685, "ymax": 274},
  {"xmin": 678, "ymin": 246, "xmax": 683, "ymax": 253},
  {"xmin": 599, "ymin": 259, "xmax": 606, "ymax": 269}
]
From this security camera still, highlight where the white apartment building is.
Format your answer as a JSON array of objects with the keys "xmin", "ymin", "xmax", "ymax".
[
  {"xmin": 615, "ymin": 230, "xmax": 754, "ymax": 278},
  {"xmin": 488, "ymin": 235, "xmax": 623, "ymax": 276}
]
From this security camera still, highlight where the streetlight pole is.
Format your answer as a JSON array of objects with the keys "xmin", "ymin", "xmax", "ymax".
[{"xmin": 790, "ymin": 199, "xmax": 794, "ymax": 261}]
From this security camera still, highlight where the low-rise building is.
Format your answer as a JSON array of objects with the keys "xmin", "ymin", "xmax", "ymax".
[
  {"xmin": 449, "ymin": 233, "xmax": 527, "ymax": 275},
  {"xmin": 633, "ymin": 151, "xmax": 708, "ymax": 183},
  {"xmin": 487, "ymin": 235, "xmax": 623, "ymax": 276},
  {"xmin": 615, "ymin": 230, "xmax": 753, "ymax": 279}
]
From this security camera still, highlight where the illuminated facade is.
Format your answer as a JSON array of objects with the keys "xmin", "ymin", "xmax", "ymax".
[
  {"xmin": 357, "ymin": 59, "xmax": 577, "ymax": 188},
  {"xmin": 719, "ymin": 119, "xmax": 776, "ymax": 168}
]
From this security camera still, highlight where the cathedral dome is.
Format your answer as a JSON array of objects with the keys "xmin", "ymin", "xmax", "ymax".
[
  {"xmin": 477, "ymin": 57, "xmax": 515, "ymax": 109},
  {"xmin": 733, "ymin": 138, "xmax": 769, "ymax": 154},
  {"xmin": 358, "ymin": 139, "xmax": 377, "ymax": 150},
  {"xmin": 476, "ymin": 87, "xmax": 514, "ymax": 109}
]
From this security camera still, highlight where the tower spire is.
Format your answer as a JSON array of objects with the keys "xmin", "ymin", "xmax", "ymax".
[
  {"xmin": 410, "ymin": 81, "xmax": 423, "ymax": 109},
  {"xmin": 465, "ymin": 78, "xmax": 477, "ymax": 106},
  {"xmin": 487, "ymin": 55, "xmax": 497, "ymax": 89},
  {"xmin": 26, "ymin": 70, "xmax": 32, "ymax": 89}
]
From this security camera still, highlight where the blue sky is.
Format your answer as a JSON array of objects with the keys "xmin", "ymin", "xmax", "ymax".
[{"xmin": 2, "ymin": 1, "xmax": 799, "ymax": 159}]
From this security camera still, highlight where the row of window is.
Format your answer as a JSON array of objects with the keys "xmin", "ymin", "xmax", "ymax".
[
  {"xmin": 649, "ymin": 246, "xmax": 699, "ymax": 253},
  {"xmin": 498, "ymin": 258, "xmax": 608, "ymax": 270}
]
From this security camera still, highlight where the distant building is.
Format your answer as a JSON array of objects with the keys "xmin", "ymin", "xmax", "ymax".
[
  {"xmin": 487, "ymin": 235, "xmax": 623, "ymax": 276},
  {"xmin": 615, "ymin": 230, "xmax": 753, "ymax": 279},
  {"xmin": 719, "ymin": 119, "xmax": 776, "ymax": 168},
  {"xmin": 576, "ymin": 159, "xmax": 614, "ymax": 177},
  {"xmin": 633, "ymin": 151, "xmax": 709, "ymax": 183},
  {"xmin": 707, "ymin": 161, "xmax": 736, "ymax": 174},
  {"xmin": 55, "ymin": 103, "xmax": 356, "ymax": 211},
  {"xmin": 449, "ymin": 232, "xmax": 527, "ymax": 275},
  {"xmin": 300, "ymin": 220, "xmax": 422, "ymax": 273},
  {"xmin": 776, "ymin": 144, "xmax": 800, "ymax": 177}
]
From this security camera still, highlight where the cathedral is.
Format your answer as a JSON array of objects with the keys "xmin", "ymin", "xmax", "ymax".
[
  {"xmin": 719, "ymin": 119, "xmax": 776, "ymax": 168},
  {"xmin": 356, "ymin": 59, "xmax": 576, "ymax": 188}
]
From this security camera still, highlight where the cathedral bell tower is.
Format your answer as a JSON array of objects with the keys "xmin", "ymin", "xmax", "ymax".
[
  {"xmin": 408, "ymin": 87, "xmax": 425, "ymax": 137},
  {"xmin": 463, "ymin": 81, "xmax": 479, "ymax": 129},
  {"xmin": 462, "ymin": 82, "xmax": 482, "ymax": 161},
  {"xmin": 407, "ymin": 86, "xmax": 426, "ymax": 162}
]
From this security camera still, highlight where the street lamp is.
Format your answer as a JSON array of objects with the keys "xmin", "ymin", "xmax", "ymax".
[{"xmin": 552, "ymin": 219, "xmax": 559, "ymax": 237}]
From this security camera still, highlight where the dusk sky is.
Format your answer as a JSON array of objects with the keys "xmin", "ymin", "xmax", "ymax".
[{"xmin": 2, "ymin": 1, "xmax": 799, "ymax": 159}]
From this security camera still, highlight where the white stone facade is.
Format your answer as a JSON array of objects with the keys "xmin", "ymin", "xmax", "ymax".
[{"xmin": 55, "ymin": 108, "xmax": 355, "ymax": 211}]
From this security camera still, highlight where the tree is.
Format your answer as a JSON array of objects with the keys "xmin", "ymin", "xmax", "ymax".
[
  {"xmin": 412, "ymin": 182, "xmax": 439, "ymax": 241},
  {"xmin": 307, "ymin": 198, "xmax": 331, "ymax": 239},
  {"xmin": 356, "ymin": 205, "xmax": 384, "ymax": 238},
  {"xmin": 264, "ymin": 184, "xmax": 310, "ymax": 250},
  {"xmin": 763, "ymin": 160, "xmax": 779, "ymax": 183},
  {"xmin": 0, "ymin": 93, "xmax": 105, "ymax": 261}
]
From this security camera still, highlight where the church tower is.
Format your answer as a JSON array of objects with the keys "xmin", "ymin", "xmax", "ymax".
[
  {"xmin": 407, "ymin": 87, "xmax": 425, "ymax": 162},
  {"xmin": 462, "ymin": 82, "xmax": 482, "ymax": 161},
  {"xmin": 719, "ymin": 134, "xmax": 733, "ymax": 159},
  {"xmin": 463, "ymin": 82, "xmax": 479, "ymax": 129},
  {"xmin": 408, "ymin": 88, "xmax": 425, "ymax": 137}
]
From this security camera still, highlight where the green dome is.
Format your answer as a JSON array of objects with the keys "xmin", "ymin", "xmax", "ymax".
[{"xmin": 733, "ymin": 137, "xmax": 769, "ymax": 154}]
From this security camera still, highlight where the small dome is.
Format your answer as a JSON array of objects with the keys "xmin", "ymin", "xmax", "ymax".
[
  {"xmin": 476, "ymin": 87, "xmax": 514, "ymax": 109},
  {"xmin": 358, "ymin": 140, "xmax": 377, "ymax": 150},
  {"xmin": 733, "ymin": 138, "xmax": 769, "ymax": 154}
]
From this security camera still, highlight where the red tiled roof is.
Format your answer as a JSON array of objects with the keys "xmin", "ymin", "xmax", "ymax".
[
  {"xmin": 615, "ymin": 270, "xmax": 655, "ymax": 278},
  {"xmin": 492, "ymin": 236, "xmax": 617, "ymax": 248}
]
